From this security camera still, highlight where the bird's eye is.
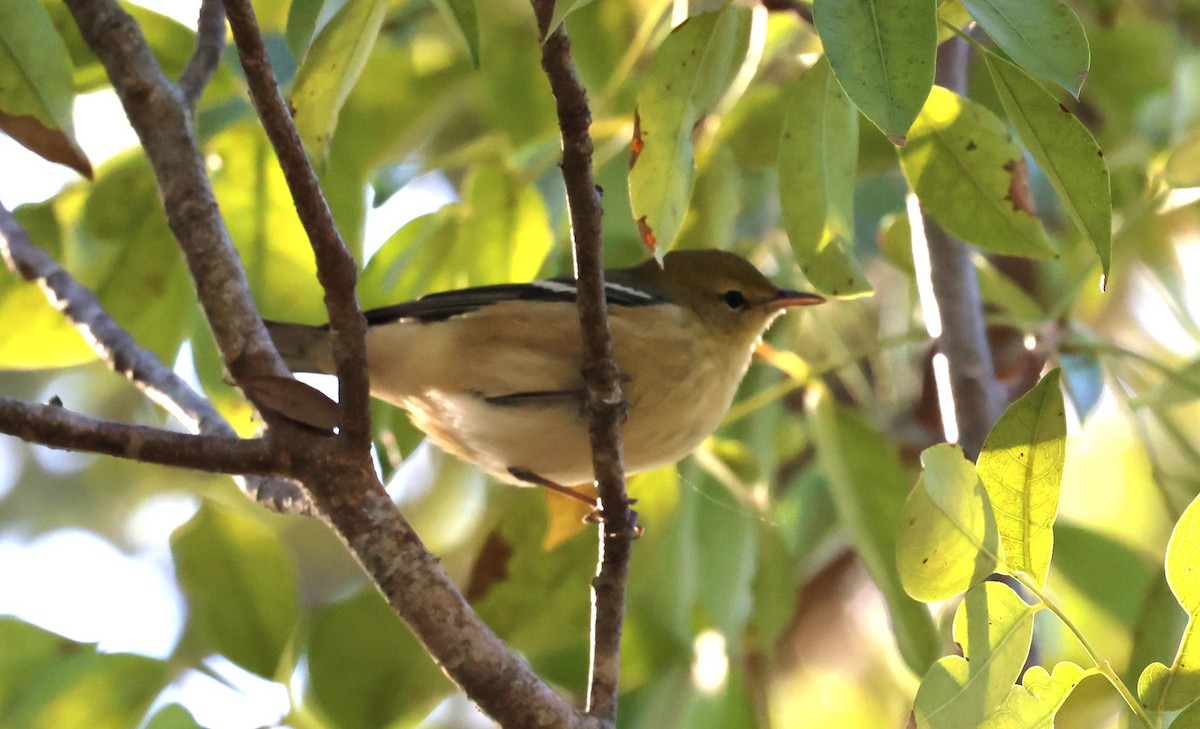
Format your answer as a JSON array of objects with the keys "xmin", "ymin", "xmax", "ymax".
[{"xmin": 721, "ymin": 290, "xmax": 746, "ymax": 309}]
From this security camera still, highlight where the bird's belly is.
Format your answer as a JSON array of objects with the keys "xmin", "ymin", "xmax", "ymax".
[{"xmin": 401, "ymin": 356, "xmax": 739, "ymax": 487}]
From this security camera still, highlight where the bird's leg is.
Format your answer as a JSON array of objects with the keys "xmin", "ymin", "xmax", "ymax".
[
  {"xmin": 507, "ymin": 467, "xmax": 643, "ymax": 537},
  {"xmin": 508, "ymin": 467, "xmax": 597, "ymax": 506}
]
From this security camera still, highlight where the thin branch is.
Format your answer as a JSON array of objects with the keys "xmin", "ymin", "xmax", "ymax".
[
  {"xmin": 0, "ymin": 201, "xmax": 312, "ymax": 513},
  {"xmin": 221, "ymin": 0, "xmax": 372, "ymax": 452},
  {"xmin": 0, "ymin": 397, "xmax": 282, "ymax": 475},
  {"xmin": 178, "ymin": 0, "xmax": 226, "ymax": 108},
  {"xmin": 64, "ymin": 0, "xmax": 290, "ymax": 389},
  {"xmin": 533, "ymin": 3, "xmax": 634, "ymax": 721},
  {"xmin": 916, "ymin": 37, "xmax": 1004, "ymax": 459}
]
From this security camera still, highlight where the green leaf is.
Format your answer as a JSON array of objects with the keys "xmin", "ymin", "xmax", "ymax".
[
  {"xmin": 810, "ymin": 386, "xmax": 940, "ymax": 674},
  {"xmin": 1138, "ymin": 492, "xmax": 1200, "ymax": 713},
  {"xmin": 813, "ymin": 0, "xmax": 937, "ymax": 143},
  {"xmin": 912, "ymin": 582, "xmax": 1037, "ymax": 729},
  {"xmin": 629, "ymin": 6, "xmax": 750, "ymax": 252},
  {"xmin": 899, "ymin": 86, "xmax": 1058, "ymax": 258},
  {"xmin": 431, "ymin": 0, "xmax": 480, "ymax": 67},
  {"xmin": 359, "ymin": 164, "xmax": 553, "ymax": 306},
  {"xmin": 1171, "ymin": 697, "xmax": 1200, "ymax": 728},
  {"xmin": 209, "ymin": 121, "xmax": 328, "ymax": 323},
  {"xmin": 143, "ymin": 704, "xmax": 203, "ymax": 729},
  {"xmin": 0, "ymin": 620, "xmax": 167, "ymax": 729},
  {"xmin": 976, "ymin": 369, "xmax": 1066, "ymax": 588},
  {"xmin": 291, "ymin": 0, "xmax": 388, "ymax": 167},
  {"xmin": 985, "ymin": 53, "xmax": 1112, "ymax": 284},
  {"xmin": 0, "ymin": 0, "xmax": 89, "ymax": 175},
  {"xmin": 307, "ymin": 587, "xmax": 450, "ymax": 729},
  {"xmin": 285, "ymin": 0, "xmax": 330, "ymax": 60},
  {"xmin": 545, "ymin": 0, "xmax": 597, "ymax": 38},
  {"xmin": 979, "ymin": 662, "xmax": 1090, "ymax": 728},
  {"xmin": 897, "ymin": 443, "xmax": 1004, "ymax": 602},
  {"xmin": 963, "ymin": 0, "xmax": 1090, "ymax": 96},
  {"xmin": 778, "ymin": 58, "xmax": 872, "ymax": 298},
  {"xmin": 171, "ymin": 502, "xmax": 300, "ymax": 679}
]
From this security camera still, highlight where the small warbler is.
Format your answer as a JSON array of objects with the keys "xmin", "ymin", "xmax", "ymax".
[{"xmin": 267, "ymin": 249, "xmax": 823, "ymax": 492}]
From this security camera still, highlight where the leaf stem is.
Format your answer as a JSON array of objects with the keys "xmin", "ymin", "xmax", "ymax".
[{"xmin": 1014, "ymin": 573, "xmax": 1155, "ymax": 729}]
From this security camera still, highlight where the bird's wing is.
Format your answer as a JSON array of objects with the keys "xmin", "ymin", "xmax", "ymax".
[{"xmin": 363, "ymin": 277, "xmax": 669, "ymax": 325}]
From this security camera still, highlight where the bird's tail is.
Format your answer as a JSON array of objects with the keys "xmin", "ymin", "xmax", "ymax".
[{"xmin": 264, "ymin": 321, "xmax": 335, "ymax": 374}]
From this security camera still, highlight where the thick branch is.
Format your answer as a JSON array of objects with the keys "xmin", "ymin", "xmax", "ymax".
[
  {"xmin": 0, "ymin": 202, "xmax": 312, "ymax": 514},
  {"xmin": 178, "ymin": 0, "xmax": 226, "ymax": 108},
  {"xmin": 918, "ymin": 37, "xmax": 1004, "ymax": 459},
  {"xmin": 295, "ymin": 459, "xmax": 603, "ymax": 729},
  {"xmin": 534, "ymin": 4, "xmax": 633, "ymax": 721},
  {"xmin": 221, "ymin": 0, "xmax": 372, "ymax": 451},
  {"xmin": 0, "ymin": 398, "xmax": 281, "ymax": 475},
  {"xmin": 64, "ymin": 0, "xmax": 289, "ymax": 388}
]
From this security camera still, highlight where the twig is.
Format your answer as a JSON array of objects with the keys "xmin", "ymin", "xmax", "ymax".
[
  {"xmin": 0, "ymin": 201, "xmax": 312, "ymax": 513},
  {"xmin": 221, "ymin": 0, "xmax": 372, "ymax": 451},
  {"xmin": 533, "ymin": 2, "xmax": 634, "ymax": 721},
  {"xmin": 0, "ymin": 397, "xmax": 281, "ymax": 475},
  {"xmin": 64, "ymin": 0, "xmax": 290, "ymax": 389},
  {"xmin": 178, "ymin": 0, "xmax": 226, "ymax": 108},
  {"xmin": 915, "ymin": 37, "xmax": 1004, "ymax": 459}
]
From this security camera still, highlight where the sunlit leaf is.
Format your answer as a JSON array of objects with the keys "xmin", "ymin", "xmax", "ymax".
[
  {"xmin": 1054, "ymin": 523, "xmax": 1155, "ymax": 627},
  {"xmin": 810, "ymin": 385, "xmax": 940, "ymax": 674},
  {"xmin": 963, "ymin": 0, "xmax": 1090, "ymax": 96},
  {"xmin": 171, "ymin": 502, "xmax": 300, "ymax": 679},
  {"xmin": 813, "ymin": 0, "xmax": 937, "ymax": 142},
  {"xmin": 1138, "ymin": 492, "xmax": 1200, "ymax": 713},
  {"xmin": 986, "ymin": 54, "xmax": 1111, "ymax": 283},
  {"xmin": 307, "ymin": 588, "xmax": 451, "ymax": 729},
  {"xmin": 291, "ymin": 0, "xmax": 388, "ymax": 166},
  {"xmin": 359, "ymin": 166, "xmax": 552, "ymax": 308},
  {"xmin": 209, "ymin": 121, "xmax": 327, "ymax": 323},
  {"xmin": 899, "ymin": 86, "xmax": 1058, "ymax": 258},
  {"xmin": 912, "ymin": 582, "xmax": 1037, "ymax": 729},
  {"xmin": 977, "ymin": 369, "xmax": 1066, "ymax": 587},
  {"xmin": 897, "ymin": 443, "xmax": 1003, "ymax": 602},
  {"xmin": 778, "ymin": 58, "xmax": 871, "ymax": 298},
  {"xmin": 0, "ymin": 619, "xmax": 167, "ymax": 729},
  {"xmin": 629, "ymin": 5, "xmax": 750, "ymax": 253},
  {"xmin": 1165, "ymin": 130, "xmax": 1200, "ymax": 188},
  {"xmin": 0, "ymin": 0, "xmax": 89, "ymax": 176},
  {"xmin": 979, "ymin": 662, "xmax": 1090, "ymax": 728}
]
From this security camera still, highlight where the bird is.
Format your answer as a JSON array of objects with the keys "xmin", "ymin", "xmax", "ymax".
[{"xmin": 266, "ymin": 249, "xmax": 824, "ymax": 497}]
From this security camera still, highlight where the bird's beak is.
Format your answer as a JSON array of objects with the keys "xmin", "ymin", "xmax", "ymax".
[{"xmin": 766, "ymin": 289, "xmax": 825, "ymax": 311}]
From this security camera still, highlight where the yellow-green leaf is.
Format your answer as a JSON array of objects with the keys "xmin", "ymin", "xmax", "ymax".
[
  {"xmin": 291, "ymin": 0, "xmax": 388, "ymax": 167},
  {"xmin": 1138, "ymin": 492, "xmax": 1200, "ymax": 713},
  {"xmin": 977, "ymin": 369, "xmax": 1066, "ymax": 588},
  {"xmin": 629, "ymin": 6, "xmax": 750, "ymax": 253},
  {"xmin": 897, "ymin": 443, "xmax": 1004, "ymax": 601},
  {"xmin": 986, "ymin": 53, "xmax": 1112, "ymax": 284},
  {"xmin": 979, "ymin": 662, "xmax": 1090, "ymax": 728},
  {"xmin": 899, "ymin": 86, "xmax": 1057, "ymax": 259},
  {"xmin": 778, "ymin": 58, "xmax": 872, "ymax": 298},
  {"xmin": 810, "ymin": 385, "xmax": 941, "ymax": 674},
  {"xmin": 913, "ymin": 582, "xmax": 1037, "ymax": 729}
]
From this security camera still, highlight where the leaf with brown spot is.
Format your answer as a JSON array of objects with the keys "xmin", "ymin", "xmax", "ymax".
[
  {"xmin": 1003, "ymin": 157, "xmax": 1037, "ymax": 215},
  {"xmin": 0, "ymin": 112, "xmax": 91, "ymax": 178},
  {"xmin": 465, "ymin": 531, "xmax": 514, "ymax": 602}
]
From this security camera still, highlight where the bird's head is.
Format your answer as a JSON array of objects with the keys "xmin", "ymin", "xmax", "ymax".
[{"xmin": 636, "ymin": 249, "xmax": 825, "ymax": 347}]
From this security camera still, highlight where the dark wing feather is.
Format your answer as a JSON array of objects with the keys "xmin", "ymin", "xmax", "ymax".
[{"xmin": 363, "ymin": 277, "xmax": 669, "ymax": 325}]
